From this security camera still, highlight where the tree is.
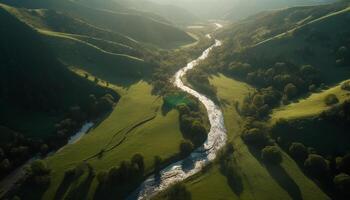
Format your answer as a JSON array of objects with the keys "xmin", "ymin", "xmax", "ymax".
[
  {"xmin": 252, "ymin": 94, "xmax": 265, "ymax": 107},
  {"xmin": 242, "ymin": 128, "xmax": 267, "ymax": 147},
  {"xmin": 0, "ymin": 159, "xmax": 11, "ymax": 171},
  {"xmin": 284, "ymin": 83, "xmax": 298, "ymax": 99},
  {"xmin": 289, "ymin": 143, "xmax": 308, "ymax": 163},
  {"xmin": 334, "ymin": 173, "xmax": 350, "ymax": 199},
  {"xmin": 154, "ymin": 156, "xmax": 162, "ymax": 174},
  {"xmin": 190, "ymin": 121, "xmax": 207, "ymax": 146},
  {"xmin": 0, "ymin": 148, "xmax": 4, "ymax": 159},
  {"xmin": 339, "ymin": 154, "xmax": 350, "ymax": 174},
  {"xmin": 98, "ymin": 94, "xmax": 114, "ymax": 112},
  {"xmin": 324, "ymin": 94, "xmax": 339, "ymax": 106},
  {"xmin": 40, "ymin": 144, "xmax": 49, "ymax": 155},
  {"xmin": 96, "ymin": 170, "xmax": 108, "ymax": 184},
  {"xmin": 131, "ymin": 153, "xmax": 145, "ymax": 174},
  {"xmin": 342, "ymin": 81, "xmax": 350, "ymax": 91},
  {"xmin": 30, "ymin": 160, "xmax": 50, "ymax": 176},
  {"xmin": 304, "ymin": 154, "xmax": 329, "ymax": 178},
  {"xmin": 261, "ymin": 146, "xmax": 282, "ymax": 165},
  {"xmin": 94, "ymin": 77, "xmax": 99, "ymax": 84},
  {"xmin": 29, "ymin": 160, "xmax": 51, "ymax": 186},
  {"xmin": 179, "ymin": 140, "xmax": 194, "ymax": 158}
]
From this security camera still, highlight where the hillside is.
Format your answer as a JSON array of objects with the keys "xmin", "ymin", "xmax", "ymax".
[
  {"xmin": 0, "ymin": 0, "xmax": 195, "ymax": 48},
  {"xmin": 271, "ymin": 79, "xmax": 350, "ymax": 121},
  {"xmin": 176, "ymin": 2, "xmax": 350, "ymax": 200},
  {"xmin": 149, "ymin": 0, "xmax": 336, "ymax": 20},
  {"xmin": 0, "ymin": 5, "xmax": 115, "ymax": 137},
  {"xmin": 115, "ymin": 0, "xmax": 199, "ymax": 26},
  {"xmin": 219, "ymin": 1, "xmax": 349, "ymax": 50},
  {"xmin": 224, "ymin": 0, "xmax": 337, "ymax": 21},
  {"xmin": 214, "ymin": 1, "xmax": 350, "ymax": 86}
]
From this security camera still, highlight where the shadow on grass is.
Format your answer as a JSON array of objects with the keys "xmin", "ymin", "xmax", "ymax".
[
  {"xmin": 265, "ymin": 163, "xmax": 303, "ymax": 200},
  {"xmin": 65, "ymin": 173, "xmax": 95, "ymax": 200},
  {"xmin": 54, "ymin": 173, "xmax": 75, "ymax": 200},
  {"xmin": 219, "ymin": 166, "xmax": 244, "ymax": 196},
  {"xmin": 246, "ymin": 145, "xmax": 303, "ymax": 200}
]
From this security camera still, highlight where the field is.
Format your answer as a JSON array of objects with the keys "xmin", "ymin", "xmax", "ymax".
[
  {"xmin": 183, "ymin": 74, "xmax": 329, "ymax": 200},
  {"xmin": 271, "ymin": 80, "xmax": 350, "ymax": 122},
  {"xmin": 32, "ymin": 81, "xmax": 184, "ymax": 199}
]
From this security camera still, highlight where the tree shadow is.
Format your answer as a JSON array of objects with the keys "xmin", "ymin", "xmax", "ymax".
[
  {"xmin": 219, "ymin": 163, "xmax": 244, "ymax": 196},
  {"xmin": 265, "ymin": 163, "xmax": 303, "ymax": 200},
  {"xmin": 246, "ymin": 145, "xmax": 302, "ymax": 200},
  {"xmin": 65, "ymin": 170, "xmax": 95, "ymax": 200},
  {"xmin": 54, "ymin": 173, "xmax": 75, "ymax": 200},
  {"xmin": 161, "ymin": 101, "xmax": 173, "ymax": 116}
]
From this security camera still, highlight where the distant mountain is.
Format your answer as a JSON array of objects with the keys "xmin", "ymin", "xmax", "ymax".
[
  {"xmin": 149, "ymin": 0, "xmax": 337, "ymax": 20},
  {"xmin": 114, "ymin": 0, "xmax": 199, "ymax": 25},
  {"xmin": 224, "ymin": 0, "xmax": 338, "ymax": 21}
]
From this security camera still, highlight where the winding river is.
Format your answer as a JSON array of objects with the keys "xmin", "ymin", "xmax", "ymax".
[{"xmin": 128, "ymin": 24, "xmax": 227, "ymax": 200}]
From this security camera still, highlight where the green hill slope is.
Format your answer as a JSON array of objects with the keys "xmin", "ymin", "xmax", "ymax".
[
  {"xmin": 219, "ymin": 1, "xmax": 349, "ymax": 50},
  {"xmin": 246, "ymin": 5, "xmax": 350, "ymax": 84},
  {"xmin": 0, "ymin": 5, "xmax": 114, "ymax": 138},
  {"xmin": 115, "ymin": 0, "xmax": 198, "ymax": 25},
  {"xmin": 271, "ymin": 79, "xmax": 350, "ymax": 121},
  {"xmin": 0, "ymin": 0, "xmax": 195, "ymax": 48}
]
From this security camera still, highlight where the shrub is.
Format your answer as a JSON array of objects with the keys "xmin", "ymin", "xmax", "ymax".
[
  {"xmin": 0, "ymin": 159, "xmax": 11, "ymax": 171},
  {"xmin": 308, "ymin": 84, "xmax": 317, "ymax": 92},
  {"xmin": 30, "ymin": 160, "xmax": 50, "ymax": 176},
  {"xmin": 289, "ymin": 143, "xmax": 308, "ymax": 163},
  {"xmin": 324, "ymin": 94, "xmax": 339, "ymax": 106},
  {"xmin": 179, "ymin": 140, "xmax": 194, "ymax": 158},
  {"xmin": 252, "ymin": 94, "xmax": 265, "ymax": 107},
  {"xmin": 284, "ymin": 83, "xmax": 298, "ymax": 99},
  {"xmin": 304, "ymin": 154, "xmax": 329, "ymax": 177},
  {"xmin": 98, "ymin": 94, "xmax": 115, "ymax": 112},
  {"xmin": 333, "ymin": 173, "xmax": 350, "ymax": 198},
  {"xmin": 261, "ymin": 146, "xmax": 282, "ymax": 165},
  {"xmin": 131, "ymin": 153, "xmax": 145, "ymax": 174},
  {"xmin": 339, "ymin": 154, "xmax": 350, "ymax": 174},
  {"xmin": 341, "ymin": 81, "xmax": 350, "ymax": 91}
]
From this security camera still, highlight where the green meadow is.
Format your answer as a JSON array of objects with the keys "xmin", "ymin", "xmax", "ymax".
[
  {"xmin": 40, "ymin": 81, "xmax": 184, "ymax": 199},
  {"xmin": 183, "ymin": 74, "xmax": 328, "ymax": 200},
  {"xmin": 271, "ymin": 79, "xmax": 350, "ymax": 122}
]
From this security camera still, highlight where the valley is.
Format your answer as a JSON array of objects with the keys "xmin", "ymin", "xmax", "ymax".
[{"xmin": 1, "ymin": 0, "xmax": 350, "ymax": 200}]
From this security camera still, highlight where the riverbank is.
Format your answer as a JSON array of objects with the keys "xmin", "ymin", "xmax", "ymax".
[{"xmin": 128, "ymin": 24, "xmax": 227, "ymax": 200}]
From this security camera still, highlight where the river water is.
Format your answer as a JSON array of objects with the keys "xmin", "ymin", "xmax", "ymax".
[{"xmin": 128, "ymin": 26, "xmax": 227, "ymax": 200}]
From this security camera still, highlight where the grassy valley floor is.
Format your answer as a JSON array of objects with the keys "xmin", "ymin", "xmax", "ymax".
[
  {"xmin": 183, "ymin": 74, "xmax": 329, "ymax": 200},
  {"xmin": 33, "ymin": 81, "xmax": 184, "ymax": 199}
]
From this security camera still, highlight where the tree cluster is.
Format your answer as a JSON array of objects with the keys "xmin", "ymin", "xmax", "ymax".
[
  {"xmin": 177, "ymin": 104, "xmax": 208, "ymax": 147},
  {"xmin": 96, "ymin": 153, "xmax": 145, "ymax": 197}
]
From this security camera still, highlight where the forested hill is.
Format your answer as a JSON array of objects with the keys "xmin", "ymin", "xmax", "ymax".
[{"xmin": 214, "ymin": 0, "xmax": 350, "ymax": 84}]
